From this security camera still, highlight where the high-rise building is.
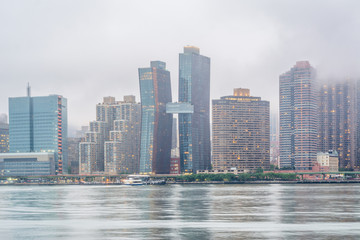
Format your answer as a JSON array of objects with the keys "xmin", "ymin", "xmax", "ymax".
[
  {"xmin": 279, "ymin": 61, "xmax": 318, "ymax": 170},
  {"xmin": 8, "ymin": 89, "xmax": 68, "ymax": 174},
  {"xmin": 80, "ymin": 96, "xmax": 140, "ymax": 174},
  {"xmin": 212, "ymin": 88, "xmax": 270, "ymax": 171},
  {"xmin": 104, "ymin": 97, "xmax": 141, "ymax": 174},
  {"xmin": 178, "ymin": 46, "xmax": 211, "ymax": 173},
  {"xmin": 318, "ymin": 80, "xmax": 357, "ymax": 169},
  {"xmin": 139, "ymin": 61, "xmax": 173, "ymax": 174},
  {"xmin": 0, "ymin": 115, "xmax": 9, "ymax": 153},
  {"xmin": 270, "ymin": 112, "xmax": 279, "ymax": 167},
  {"xmin": 357, "ymin": 80, "xmax": 360, "ymax": 169}
]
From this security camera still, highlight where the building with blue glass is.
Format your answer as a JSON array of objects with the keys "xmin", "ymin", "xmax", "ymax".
[
  {"xmin": 8, "ymin": 89, "xmax": 68, "ymax": 174},
  {"xmin": 178, "ymin": 46, "xmax": 211, "ymax": 173},
  {"xmin": 139, "ymin": 61, "xmax": 172, "ymax": 174}
]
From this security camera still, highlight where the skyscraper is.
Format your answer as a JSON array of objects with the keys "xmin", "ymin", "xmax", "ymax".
[
  {"xmin": 139, "ymin": 61, "xmax": 173, "ymax": 174},
  {"xmin": 279, "ymin": 61, "xmax": 318, "ymax": 170},
  {"xmin": 9, "ymin": 88, "xmax": 68, "ymax": 174},
  {"xmin": 318, "ymin": 80, "xmax": 357, "ymax": 169},
  {"xmin": 212, "ymin": 88, "xmax": 270, "ymax": 171},
  {"xmin": 178, "ymin": 46, "xmax": 211, "ymax": 173}
]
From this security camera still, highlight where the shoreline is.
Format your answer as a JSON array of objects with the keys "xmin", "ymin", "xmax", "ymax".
[{"xmin": 1, "ymin": 180, "xmax": 360, "ymax": 186}]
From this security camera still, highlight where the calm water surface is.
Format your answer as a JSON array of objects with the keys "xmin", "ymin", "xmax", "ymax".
[{"xmin": 0, "ymin": 184, "xmax": 359, "ymax": 239}]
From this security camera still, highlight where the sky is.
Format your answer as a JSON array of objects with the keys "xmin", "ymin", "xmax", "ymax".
[{"xmin": 1, "ymin": 0, "xmax": 360, "ymax": 136}]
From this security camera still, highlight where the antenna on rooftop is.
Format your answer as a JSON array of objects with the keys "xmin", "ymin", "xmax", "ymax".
[{"xmin": 27, "ymin": 82, "xmax": 31, "ymax": 97}]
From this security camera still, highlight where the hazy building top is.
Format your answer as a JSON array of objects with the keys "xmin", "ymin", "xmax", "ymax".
[
  {"xmin": 103, "ymin": 96, "xmax": 116, "ymax": 104},
  {"xmin": 123, "ymin": 95, "xmax": 136, "ymax": 103},
  {"xmin": 184, "ymin": 46, "xmax": 200, "ymax": 54},
  {"xmin": 233, "ymin": 88, "xmax": 250, "ymax": 97},
  {"xmin": 0, "ymin": 113, "xmax": 7, "ymax": 124},
  {"xmin": 150, "ymin": 61, "xmax": 166, "ymax": 70}
]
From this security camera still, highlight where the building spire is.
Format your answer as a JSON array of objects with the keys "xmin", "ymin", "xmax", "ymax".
[{"xmin": 27, "ymin": 82, "xmax": 31, "ymax": 97}]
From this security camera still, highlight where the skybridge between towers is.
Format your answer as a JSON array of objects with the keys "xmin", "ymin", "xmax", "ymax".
[{"xmin": 166, "ymin": 102, "xmax": 194, "ymax": 114}]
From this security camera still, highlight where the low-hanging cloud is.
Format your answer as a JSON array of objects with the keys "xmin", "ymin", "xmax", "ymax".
[{"xmin": 1, "ymin": 0, "xmax": 359, "ymax": 135}]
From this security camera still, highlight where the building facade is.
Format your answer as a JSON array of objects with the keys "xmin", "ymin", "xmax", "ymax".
[
  {"xmin": 279, "ymin": 61, "xmax": 318, "ymax": 170},
  {"xmin": 178, "ymin": 46, "xmax": 211, "ymax": 173},
  {"xmin": 9, "ymin": 92, "xmax": 68, "ymax": 174},
  {"xmin": 316, "ymin": 150, "xmax": 339, "ymax": 172},
  {"xmin": 139, "ymin": 61, "xmax": 172, "ymax": 174},
  {"xmin": 104, "ymin": 98, "xmax": 141, "ymax": 174},
  {"xmin": 67, "ymin": 137, "xmax": 82, "ymax": 174},
  {"xmin": 318, "ymin": 80, "xmax": 357, "ymax": 169},
  {"xmin": 80, "ymin": 96, "xmax": 140, "ymax": 174},
  {"xmin": 0, "ymin": 152, "xmax": 55, "ymax": 176},
  {"xmin": 0, "ymin": 121, "xmax": 9, "ymax": 153},
  {"xmin": 212, "ymin": 88, "xmax": 270, "ymax": 171}
]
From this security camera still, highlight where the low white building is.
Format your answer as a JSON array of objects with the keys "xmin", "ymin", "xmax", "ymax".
[{"xmin": 316, "ymin": 150, "xmax": 339, "ymax": 172}]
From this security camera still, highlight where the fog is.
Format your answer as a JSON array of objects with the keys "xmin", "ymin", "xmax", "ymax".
[{"xmin": 1, "ymin": 0, "xmax": 359, "ymax": 135}]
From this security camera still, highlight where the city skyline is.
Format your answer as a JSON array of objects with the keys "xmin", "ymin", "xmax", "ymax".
[{"xmin": 2, "ymin": 1, "xmax": 360, "ymax": 134}]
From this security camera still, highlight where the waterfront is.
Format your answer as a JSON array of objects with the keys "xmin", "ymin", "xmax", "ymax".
[{"xmin": 0, "ymin": 184, "xmax": 359, "ymax": 239}]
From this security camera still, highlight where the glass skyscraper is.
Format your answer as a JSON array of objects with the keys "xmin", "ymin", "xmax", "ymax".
[
  {"xmin": 279, "ymin": 61, "xmax": 318, "ymax": 170},
  {"xmin": 178, "ymin": 46, "xmax": 211, "ymax": 173},
  {"xmin": 9, "ymin": 93, "xmax": 68, "ymax": 174},
  {"xmin": 139, "ymin": 61, "xmax": 172, "ymax": 174}
]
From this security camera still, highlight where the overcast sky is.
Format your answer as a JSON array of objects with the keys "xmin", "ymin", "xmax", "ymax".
[{"xmin": 1, "ymin": 0, "xmax": 360, "ymax": 135}]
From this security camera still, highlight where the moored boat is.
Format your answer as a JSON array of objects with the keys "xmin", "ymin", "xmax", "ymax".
[{"xmin": 122, "ymin": 175, "xmax": 150, "ymax": 186}]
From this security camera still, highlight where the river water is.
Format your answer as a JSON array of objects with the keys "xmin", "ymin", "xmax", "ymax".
[{"xmin": 0, "ymin": 184, "xmax": 359, "ymax": 239}]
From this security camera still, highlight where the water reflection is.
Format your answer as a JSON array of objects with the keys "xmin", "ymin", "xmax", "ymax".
[{"xmin": 0, "ymin": 184, "xmax": 359, "ymax": 239}]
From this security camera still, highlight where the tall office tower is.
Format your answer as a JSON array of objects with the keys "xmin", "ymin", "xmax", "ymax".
[
  {"xmin": 279, "ymin": 61, "xmax": 318, "ymax": 170},
  {"xmin": 104, "ymin": 96, "xmax": 141, "ymax": 174},
  {"xmin": 178, "ymin": 46, "xmax": 211, "ymax": 173},
  {"xmin": 139, "ymin": 61, "xmax": 173, "ymax": 174},
  {"xmin": 318, "ymin": 80, "xmax": 357, "ymax": 169},
  {"xmin": 0, "ymin": 115, "xmax": 9, "ymax": 153},
  {"xmin": 9, "ymin": 89, "xmax": 68, "ymax": 174},
  {"xmin": 212, "ymin": 89, "xmax": 270, "ymax": 171}
]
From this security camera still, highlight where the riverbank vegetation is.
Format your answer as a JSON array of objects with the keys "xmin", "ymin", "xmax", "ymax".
[{"xmin": 175, "ymin": 172, "xmax": 299, "ymax": 182}]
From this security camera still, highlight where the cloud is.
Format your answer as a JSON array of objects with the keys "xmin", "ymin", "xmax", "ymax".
[{"xmin": 1, "ymin": 0, "xmax": 359, "ymax": 135}]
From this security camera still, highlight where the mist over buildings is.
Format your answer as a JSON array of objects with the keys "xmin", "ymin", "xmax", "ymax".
[{"xmin": 1, "ymin": 0, "xmax": 359, "ymax": 135}]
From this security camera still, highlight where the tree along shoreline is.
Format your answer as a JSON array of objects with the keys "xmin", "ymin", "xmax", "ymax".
[{"xmin": 173, "ymin": 173, "xmax": 299, "ymax": 182}]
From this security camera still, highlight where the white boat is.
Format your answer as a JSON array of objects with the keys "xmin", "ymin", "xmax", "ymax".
[{"xmin": 122, "ymin": 175, "xmax": 150, "ymax": 186}]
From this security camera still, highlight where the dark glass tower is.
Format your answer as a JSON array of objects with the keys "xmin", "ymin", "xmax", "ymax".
[
  {"xmin": 178, "ymin": 46, "xmax": 211, "ymax": 173},
  {"xmin": 139, "ymin": 61, "xmax": 173, "ymax": 174}
]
